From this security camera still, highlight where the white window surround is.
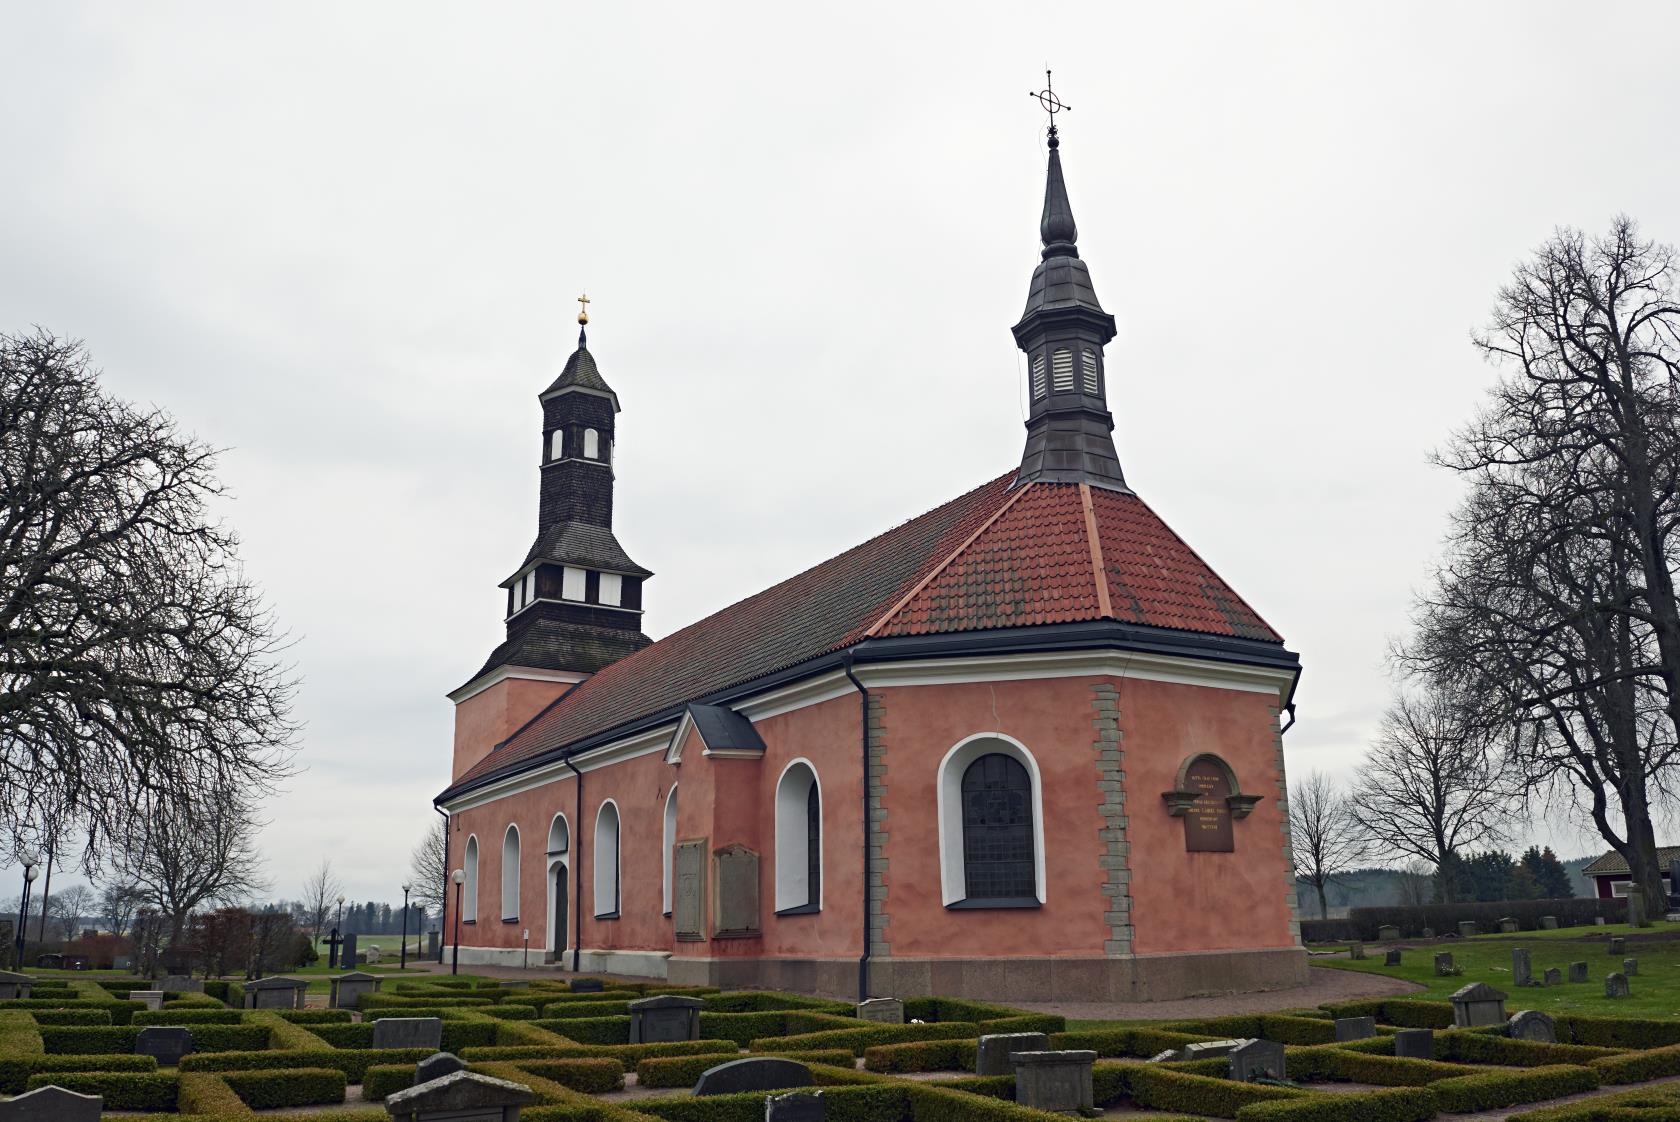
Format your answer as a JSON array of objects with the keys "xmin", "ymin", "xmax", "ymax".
[
  {"xmin": 545, "ymin": 814, "xmax": 569, "ymax": 955},
  {"xmin": 935, "ymin": 733, "xmax": 1047, "ymax": 907},
  {"xmin": 662, "ymin": 785, "xmax": 678, "ymax": 915},
  {"xmin": 774, "ymin": 759, "xmax": 822, "ymax": 913},
  {"xmin": 583, "ymin": 428, "xmax": 600, "ymax": 459},
  {"xmin": 562, "ymin": 566, "xmax": 586, "ymax": 601},
  {"xmin": 501, "ymin": 824, "xmax": 521, "ymax": 921},
  {"xmin": 462, "ymin": 834, "xmax": 480, "ymax": 922},
  {"xmin": 547, "ymin": 814, "xmax": 569, "ymax": 856},
  {"xmin": 593, "ymin": 800, "xmax": 621, "ymax": 918},
  {"xmin": 599, "ymin": 572, "xmax": 623, "ymax": 607}
]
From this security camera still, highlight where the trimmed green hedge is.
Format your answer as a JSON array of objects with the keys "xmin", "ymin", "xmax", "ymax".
[
  {"xmin": 748, "ymin": 1020, "xmax": 977, "ymax": 1057},
  {"xmin": 513, "ymin": 1057, "xmax": 627, "ymax": 1094},
  {"xmin": 25, "ymin": 1070, "xmax": 178, "ymax": 1111},
  {"xmin": 1509, "ymin": 1085, "xmax": 1680, "ymax": 1122},
  {"xmin": 29, "ymin": 1008, "xmax": 112, "ymax": 1026},
  {"xmin": 1127, "ymin": 1066, "xmax": 1308, "ymax": 1118},
  {"xmin": 1591, "ymin": 1043, "xmax": 1680, "ymax": 1085},
  {"xmin": 180, "ymin": 1046, "xmax": 436, "ymax": 1083},
  {"xmin": 461, "ymin": 1040, "xmax": 739, "ymax": 1066},
  {"xmin": 700, "ymin": 991, "xmax": 850, "ymax": 1015},
  {"xmin": 632, "ymin": 1084, "xmax": 910, "ymax": 1122},
  {"xmin": 223, "ymin": 1066, "xmax": 347, "ymax": 1109},
  {"xmin": 1286, "ymin": 1045, "xmax": 1465, "ymax": 1086},
  {"xmin": 132, "ymin": 1007, "xmax": 243, "ymax": 1026},
  {"xmin": 1050, "ymin": 1026, "xmax": 1218, "ymax": 1058},
  {"xmin": 1161, "ymin": 1014, "xmax": 1342, "ymax": 1046},
  {"xmin": 1321, "ymin": 999, "xmax": 1455, "ymax": 1030},
  {"xmin": 1235, "ymin": 1087, "xmax": 1440, "ymax": 1122},
  {"xmin": 0, "ymin": 1052, "xmax": 158, "ymax": 1094},
  {"xmin": 1555, "ymin": 1016, "xmax": 1680, "ymax": 1050},
  {"xmin": 1428, "ymin": 1064, "xmax": 1600, "ymax": 1113},
  {"xmin": 278, "ymin": 1007, "xmax": 355, "ymax": 1024},
  {"xmin": 308, "ymin": 1020, "xmax": 498, "ymax": 1051},
  {"xmin": 1435, "ymin": 1030, "xmax": 1621, "ymax": 1067},
  {"xmin": 863, "ymin": 1039, "xmax": 977, "ymax": 1073}
]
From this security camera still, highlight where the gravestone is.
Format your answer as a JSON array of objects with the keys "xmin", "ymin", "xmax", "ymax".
[
  {"xmin": 128, "ymin": 990, "xmax": 164, "ymax": 1012},
  {"xmin": 1449, "ymin": 982, "xmax": 1508, "ymax": 1027},
  {"xmin": 569, "ymin": 979, "xmax": 605, "ymax": 993},
  {"xmin": 1498, "ymin": 917, "xmax": 1519, "ymax": 934},
  {"xmin": 415, "ymin": 1052, "xmax": 467, "ymax": 1084},
  {"xmin": 135, "ymin": 1026, "xmax": 193, "ymax": 1066},
  {"xmin": 1507, "ymin": 1011, "xmax": 1556, "ymax": 1043},
  {"xmin": 1458, "ymin": 921, "xmax": 1478, "ymax": 938},
  {"xmin": 1434, "ymin": 952, "xmax": 1455, "ymax": 976},
  {"xmin": 1334, "ymin": 1017, "xmax": 1376, "ymax": 1042},
  {"xmin": 243, "ymin": 976, "xmax": 308, "ymax": 1010},
  {"xmin": 765, "ymin": 1090, "xmax": 825, "ymax": 1122},
  {"xmin": 331, "ymin": 971, "xmax": 383, "ymax": 1009},
  {"xmin": 383, "ymin": 1070, "xmax": 535, "ymax": 1122},
  {"xmin": 1377, "ymin": 925, "xmax": 1400, "ymax": 941},
  {"xmin": 1543, "ymin": 968, "xmax": 1561, "ymax": 986},
  {"xmin": 1512, "ymin": 948, "xmax": 1533, "ymax": 987},
  {"xmin": 112, "ymin": 955, "xmax": 133, "ymax": 970},
  {"xmin": 976, "ymin": 1032, "xmax": 1050, "ymax": 1075},
  {"xmin": 628, "ymin": 995, "xmax": 702, "ymax": 1043},
  {"xmin": 0, "ymin": 1084, "xmax": 103, "ymax": 1122},
  {"xmin": 674, "ymin": 839, "xmax": 707, "ymax": 940},
  {"xmin": 1421, "ymin": 927, "xmax": 1435, "ymax": 939},
  {"xmin": 342, "ymin": 932, "xmax": 359, "ymax": 970},
  {"xmin": 1595, "ymin": 916, "xmax": 1607, "ymax": 925},
  {"xmin": 1540, "ymin": 916, "xmax": 1558, "ymax": 930},
  {"xmin": 1605, "ymin": 972, "xmax": 1630, "ymax": 999},
  {"xmin": 1624, "ymin": 958, "xmax": 1639, "ymax": 976},
  {"xmin": 373, "ymin": 1017, "xmax": 444, "ymax": 1051},
  {"xmin": 1180, "ymin": 1039, "xmax": 1247, "ymax": 1062},
  {"xmin": 366, "ymin": 945, "xmax": 383, "ymax": 964},
  {"xmin": 0, "ymin": 971, "xmax": 37, "ymax": 999},
  {"xmin": 1349, "ymin": 943, "xmax": 1366, "ymax": 960},
  {"xmin": 714, "ymin": 844, "xmax": 761, "ymax": 937},
  {"xmin": 1628, "ymin": 893, "xmax": 1646, "ymax": 928},
  {"xmin": 425, "ymin": 931, "xmax": 440, "ymax": 959},
  {"xmin": 1384, "ymin": 949, "xmax": 1402, "ymax": 966},
  {"xmin": 158, "ymin": 975, "xmax": 203, "ymax": 994},
  {"xmin": 1393, "ymin": 1029, "xmax": 1433, "ymax": 1060},
  {"xmin": 1568, "ymin": 961, "xmax": 1588, "ymax": 983},
  {"xmin": 1013, "ymin": 1050, "xmax": 1097, "ymax": 1114},
  {"xmin": 1229, "ymin": 1038, "xmax": 1287, "ymax": 1082},
  {"xmin": 693, "ymin": 1057, "xmax": 814, "ymax": 1096},
  {"xmin": 1608, "ymin": 937, "xmax": 1626, "ymax": 956},
  {"xmin": 856, "ymin": 998, "xmax": 904, "ymax": 1025}
]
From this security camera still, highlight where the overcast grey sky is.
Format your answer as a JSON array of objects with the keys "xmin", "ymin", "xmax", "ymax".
[{"xmin": 4, "ymin": 2, "xmax": 1678, "ymax": 902}]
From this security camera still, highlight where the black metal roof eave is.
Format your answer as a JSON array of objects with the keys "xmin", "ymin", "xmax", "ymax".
[{"xmin": 434, "ymin": 618, "xmax": 1302, "ymax": 806}]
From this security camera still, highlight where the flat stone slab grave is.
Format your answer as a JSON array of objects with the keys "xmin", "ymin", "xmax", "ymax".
[
  {"xmin": 0, "ymin": 1084, "xmax": 103, "ymax": 1121},
  {"xmin": 977, "ymin": 1032, "xmax": 1050, "ymax": 1075},
  {"xmin": 135, "ymin": 1026, "xmax": 193, "ymax": 1067},
  {"xmin": 372, "ymin": 1016, "xmax": 444, "ymax": 1051},
  {"xmin": 693, "ymin": 1057, "xmax": 814, "ymax": 1096}
]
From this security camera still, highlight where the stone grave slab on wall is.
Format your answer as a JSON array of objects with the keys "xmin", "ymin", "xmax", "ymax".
[
  {"xmin": 330, "ymin": 971, "xmax": 382, "ymax": 1009},
  {"xmin": 674, "ymin": 839, "xmax": 707, "ymax": 941},
  {"xmin": 0, "ymin": 972, "xmax": 34, "ymax": 1000},
  {"xmin": 1508, "ymin": 1011, "xmax": 1556, "ymax": 1043},
  {"xmin": 713, "ymin": 844, "xmax": 761, "ymax": 937},
  {"xmin": 1568, "ymin": 962, "xmax": 1588, "ymax": 983},
  {"xmin": 416, "ymin": 1052, "xmax": 467, "ymax": 1083}
]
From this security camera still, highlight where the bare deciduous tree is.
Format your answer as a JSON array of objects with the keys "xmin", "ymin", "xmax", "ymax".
[
  {"xmin": 408, "ymin": 818, "xmax": 449, "ymax": 917},
  {"xmin": 0, "ymin": 330, "xmax": 298, "ymax": 860},
  {"xmin": 96, "ymin": 880, "xmax": 143, "ymax": 937},
  {"xmin": 108, "ymin": 789, "xmax": 267, "ymax": 946},
  {"xmin": 53, "ymin": 883, "xmax": 93, "ymax": 942},
  {"xmin": 1288, "ymin": 770, "xmax": 1368, "ymax": 919},
  {"xmin": 300, "ymin": 859, "xmax": 342, "ymax": 942}
]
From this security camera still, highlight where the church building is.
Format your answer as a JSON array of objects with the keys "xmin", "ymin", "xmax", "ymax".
[{"xmin": 435, "ymin": 123, "xmax": 1306, "ymax": 1001}]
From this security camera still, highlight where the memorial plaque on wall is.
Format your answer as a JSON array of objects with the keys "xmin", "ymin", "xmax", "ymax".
[
  {"xmin": 674, "ymin": 839, "xmax": 707, "ymax": 941},
  {"xmin": 1183, "ymin": 757, "xmax": 1236, "ymax": 852},
  {"xmin": 713, "ymin": 843, "xmax": 761, "ymax": 937}
]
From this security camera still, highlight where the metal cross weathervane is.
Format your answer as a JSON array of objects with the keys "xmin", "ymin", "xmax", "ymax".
[
  {"xmin": 1030, "ymin": 70, "xmax": 1070, "ymax": 146},
  {"xmin": 577, "ymin": 292, "xmax": 590, "ymax": 326}
]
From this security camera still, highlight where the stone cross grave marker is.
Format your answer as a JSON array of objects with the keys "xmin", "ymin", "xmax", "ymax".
[
  {"xmin": 416, "ymin": 1052, "xmax": 467, "ymax": 1083},
  {"xmin": 856, "ymin": 998, "xmax": 904, "ymax": 1024},
  {"xmin": 1543, "ymin": 968, "xmax": 1561, "ymax": 986},
  {"xmin": 628, "ymin": 995, "xmax": 702, "ymax": 1043},
  {"xmin": 331, "ymin": 971, "xmax": 382, "ymax": 1010},
  {"xmin": 1434, "ymin": 952, "xmax": 1455, "ymax": 976},
  {"xmin": 1605, "ymin": 972, "xmax": 1630, "ymax": 999},
  {"xmin": 1013, "ymin": 1050, "xmax": 1097, "ymax": 1114},
  {"xmin": 1507, "ymin": 1011, "xmax": 1556, "ymax": 1043},
  {"xmin": 383, "ymin": 1069, "xmax": 536, "ymax": 1122},
  {"xmin": 1624, "ymin": 958, "xmax": 1639, "ymax": 976},
  {"xmin": 1393, "ymin": 1029, "xmax": 1433, "ymax": 1060},
  {"xmin": 1384, "ymin": 949, "xmax": 1402, "ymax": 966},
  {"xmin": 128, "ymin": 989, "xmax": 164, "ymax": 1012},
  {"xmin": 1229, "ymin": 1039, "xmax": 1286, "ymax": 1082},
  {"xmin": 1458, "ymin": 921, "xmax": 1478, "ymax": 937},
  {"xmin": 693, "ymin": 1057, "xmax": 814, "ymax": 1096},
  {"xmin": 1334, "ymin": 1017, "xmax": 1376, "ymax": 1042},
  {"xmin": 1568, "ymin": 961, "xmax": 1588, "ymax": 983},
  {"xmin": 1450, "ymin": 982, "xmax": 1507, "ymax": 1028},
  {"xmin": 765, "ymin": 1090, "xmax": 825, "ymax": 1122},
  {"xmin": 0, "ymin": 1084, "xmax": 103, "ymax": 1122},
  {"xmin": 372, "ymin": 1017, "xmax": 444, "ymax": 1051},
  {"xmin": 135, "ymin": 1026, "xmax": 193, "ymax": 1067},
  {"xmin": 1512, "ymin": 948, "xmax": 1533, "ymax": 987},
  {"xmin": 977, "ymin": 1032, "xmax": 1050, "ymax": 1075}
]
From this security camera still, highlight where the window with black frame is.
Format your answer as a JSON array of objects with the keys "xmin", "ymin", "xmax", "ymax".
[
  {"xmin": 805, "ymin": 782, "xmax": 821, "ymax": 907},
  {"xmin": 960, "ymin": 753, "xmax": 1035, "ymax": 900}
]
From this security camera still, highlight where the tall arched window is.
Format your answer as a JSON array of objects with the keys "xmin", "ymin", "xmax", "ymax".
[
  {"xmin": 501, "ymin": 825, "xmax": 521, "ymax": 921},
  {"xmin": 546, "ymin": 815, "xmax": 569, "ymax": 956},
  {"xmin": 583, "ymin": 428, "xmax": 600, "ymax": 459},
  {"xmin": 462, "ymin": 835, "xmax": 479, "ymax": 922},
  {"xmin": 593, "ymin": 801, "xmax": 621, "ymax": 918},
  {"xmin": 547, "ymin": 815, "xmax": 569, "ymax": 857},
  {"xmin": 774, "ymin": 760, "xmax": 822, "ymax": 913},
  {"xmin": 662, "ymin": 785, "xmax": 678, "ymax": 916},
  {"xmin": 936, "ymin": 734, "xmax": 1046, "ymax": 907}
]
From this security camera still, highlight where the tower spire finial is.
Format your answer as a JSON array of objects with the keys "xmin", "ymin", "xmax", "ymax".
[
  {"xmin": 576, "ymin": 292, "xmax": 590, "ymax": 345},
  {"xmin": 1029, "ymin": 69, "xmax": 1071, "ymax": 149},
  {"xmin": 1030, "ymin": 72, "xmax": 1078, "ymax": 256}
]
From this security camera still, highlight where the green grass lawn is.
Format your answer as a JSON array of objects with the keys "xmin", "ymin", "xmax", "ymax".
[{"xmin": 1315, "ymin": 920, "xmax": 1680, "ymax": 1018}]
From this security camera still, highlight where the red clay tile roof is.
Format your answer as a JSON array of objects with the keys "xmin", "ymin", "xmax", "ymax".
[{"xmin": 443, "ymin": 473, "xmax": 1281, "ymax": 797}]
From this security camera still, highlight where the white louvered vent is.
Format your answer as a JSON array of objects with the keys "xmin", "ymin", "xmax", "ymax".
[
  {"xmin": 1082, "ymin": 350, "xmax": 1099, "ymax": 395},
  {"xmin": 1051, "ymin": 348, "xmax": 1074, "ymax": 392},
  {"xmin": 1030, "ymin": 354, "xmax": 1047, "ymax": 399}
]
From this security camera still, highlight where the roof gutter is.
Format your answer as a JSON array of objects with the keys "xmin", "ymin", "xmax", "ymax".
[{"xmin": 842, "ymin": 652, "xmax": 871, "ymax": 1002}]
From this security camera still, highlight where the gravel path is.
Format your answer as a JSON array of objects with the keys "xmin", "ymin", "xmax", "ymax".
[{"xmin": 1011, "ymin": 965, "xmax": 1424, "ymax": 1022}]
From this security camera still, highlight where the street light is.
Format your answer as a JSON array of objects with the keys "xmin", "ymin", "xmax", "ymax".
[
  {"xmin": 12, "ymin": 854, "xmax": 39, "ymax": 968},
  {"xmin": 450, "ymin": 868, "xmax": 465, "ymax": 976},
  {"xmin": 399, "ymin": 883, "xmax": 412, "ymax": 971}
]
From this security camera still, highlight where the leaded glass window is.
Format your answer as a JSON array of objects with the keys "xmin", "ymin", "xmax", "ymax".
[{"xmin": 960, "ymin": 753, "xmax": 1034, "ymax": 899}]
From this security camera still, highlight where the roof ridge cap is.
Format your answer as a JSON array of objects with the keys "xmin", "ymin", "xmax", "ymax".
[
  {"xmin": 1079, "ymin": 483, "xmax": 1114, "ymax": 619},
  {"xmin": 862, "ymin": 482, "xmax": 1032, "ymax": 639}
]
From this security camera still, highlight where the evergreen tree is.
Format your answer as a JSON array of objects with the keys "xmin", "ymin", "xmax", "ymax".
[{"xmin": 1523, "ymin": 846, "xmax": 1575, "ymax": 899}]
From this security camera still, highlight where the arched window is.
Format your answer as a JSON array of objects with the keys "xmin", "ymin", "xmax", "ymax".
[
  {"xmin": 662, "ymin": 785, "xmax": 678, "ymax": 916},
  {"xmin": 549, "ymin": 429, "xmax": 563, "ymax": 460},
  {"xmin": 462, "ymin": 835, "xmax": 479, "ymax": 922},
  {"xmin": 774, "ymin": 761, "xmax": 822, "ymax": 913},
  {"xmin": 583, "ymin": 428, "xmax": 600, "ymax": 459},
  {"xmin": 501, "ymin": 825, "xmax": 521, "ymax": 921},
  {"xmin": 593, "ymin": 801, "xmax": 621, "ymax": 918},
  {"xmin": 547, "ymin": 815, "xmax": 569, "ymax": 857},
  {"xmin": 546, "ymin": 815, "xmax": 569, "ymax": 956},
  {"xmin": 936, "ymin": 735, "xmax": 1046, "ymax": 907}
]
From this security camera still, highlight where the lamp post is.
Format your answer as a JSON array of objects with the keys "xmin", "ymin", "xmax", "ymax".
[
  {"xmin": 399, "ymin": 883, "xmax": 412, "ymax": 971},
  {"xmin": 450, "ymin": 868, "xmax": 465, "ymax": 976},
  {"xmin": 12, "ymin": 854, "xmax": 38, "ymax": 968}
]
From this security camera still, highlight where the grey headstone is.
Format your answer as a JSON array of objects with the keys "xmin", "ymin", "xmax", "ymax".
[
  {"xmin": 0, "ymin": 971, "xmax": 35, "ymax": 1000},
  {"xmin": 1605, "ymin": 972, "xmax": 1630, "ymax": 999},
  {"xmin": 1450, "ymin": 982, "xmax": 1508, "ymax": 1027},
  {"xmin": 693, "ymin": 1057, "xmax": 813, "ymax": 1096},
  {"xmin": 713, "ymin": 844, "xmax": 761, "ymax": 937},
  {"xmin": 331, "ymin": 971, "xmax": 383, "ymax": 1009},
  {"xmin": 628, "ymin": 995, "xmax": 702, "ymax": 1043},
  {"xmin": 1543, "ymin": 968, "xmax": 1561, "ymax": 986},
  {"xmin": 1384, "ymin": 949, "xmax": 1402, "ymax": 966},
  {"xmin": 1348, "ymin": 943, "xmax": 1366, "ymax": 960},
  {"xmin": 383, "ymin": 1070, "xmax": 535, "ymax": 1122},
  {"xmin": 1434, "ymin": 952, "xmax": 1455, "ymax": 976},
  {"xmin": 0, "ymin": 1084, "xmax": 103, "ymax": 1122},
  {"xmin": 855, "ymin": 997, "xmax": 904, "ymax": 1024},
  {"xmin": 1334, "ymin": 1017, "xmax": 1376, "ymax": 1042},
  {"xmin": 1457, "ymin": 921, "xmax": 1478, "ymax": 938},
  {"xmin": 1012, "ymin": 1050, "xmax": 1096, "ymax": 1114},
  {"xmin": 1393, "ymin": 1029, "xmax": 1433, "ymax": 1060},
  {"xmin": 1595, "ymin": 916, "xmax": 1606, "ymax": 925},
  {"xmin": 112, "ymin": 955, "xmax": 133, "ymax": 970},
  {"xmin": 1607, "ymin": 936, "xmax": 1625, "ymax": 955},
  {"xmin": 244, "ymin": 976, "xmax": 308, "ymax": 1010},
  {"xmin": 1229, "ymin": 1038, "xmax": 1286, "ymax": 1082},
  {"xmin": 1507, "ymin": 1010, "xmax": 1556, "ymax": 1043},
  {"xmin": 569, "ymin": 979, "xmax": 604, "ymax": 993},
  {"xmin": 1512, "ymin": 948, "xmax": 1532, "ymax": 987},
  {"xmin": 158, "ymin": 975, "xmax": 203, "ymax": 994},
  {"xmin": 1624, "ymin": 957, "xmax": 1639, "ymax": 976},
  {"xmin": 1628, "ymin": 893, "xmax": 1646, "ymax": 927},
  {"xmin": 1498, "ymin": 917, "xmax": 1518, "ymax": 934},
  {"xmin": 1568, "ymin": 961, "xmax": 1588, "ymax": 983},
  {"xmin": 1376, "ymin": 924, "xmax": 1400, "ymax": 941},
  {"xmin": 1421, "ymin": 927, "xmax": 1436, "ymax": 938},
  {"xmin": 1147, "ymin": 1049, "xmax": 1180, "ymax": 1062},
  {"xmin": 415, "ymin": 1052, "xmax": 468, "ymax": 1083},
  {"xmin": 341, "ymin": 932, "xmax": 359, "ymax": 969},
  {"xmin": 1180, "ymin": 1039, "xmax": 1247, "ymax": 1061},
  {"xmin": 128, "ymin": 989, "xmax": 164, "ymax": 1012},
  {"xmin": 135, "ymin": 1026, "xmax": 193, "ymax": 1066},
  {"xmin": 425, "ymin": 931, "xmax": 440, "ymax": 959},
  {"xmin": 1539, "ymin": 916, "xmax": 1558, "ymax": 930},
  {"xmin": 765, "ymin": 1091, "xmax": 824, "ymax": 1122},
  {"xmin": 373, "ymin": 1017, "xmax": 444, "ymax": 1051},
  {"xmin": 976, "ymin": 1032, "xmax": 1050, "ymax": 1075}
]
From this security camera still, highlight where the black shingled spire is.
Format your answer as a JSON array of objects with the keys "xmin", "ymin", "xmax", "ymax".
[{"xmin": 1012, "ymin": 126, "xmax": 1130, "ymax": 492}]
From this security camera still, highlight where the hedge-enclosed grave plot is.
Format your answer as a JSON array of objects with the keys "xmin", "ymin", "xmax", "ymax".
[{"xmin": 13, "ymin": 977, "xmax": 1680, "ymax": 1120}]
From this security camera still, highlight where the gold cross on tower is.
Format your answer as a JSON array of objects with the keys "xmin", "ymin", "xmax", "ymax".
[{"xmin": 577, "ymin": 293, "xmax": 590, "ymax": 325}]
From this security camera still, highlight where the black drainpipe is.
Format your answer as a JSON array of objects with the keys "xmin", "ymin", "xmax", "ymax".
[
  {"xmin": 562, "ymin": 754, "xmax": 584, "ymax": 973},
  {"xmin": 1279, "ymin": 701, "xmax": 1298, "ymax": 736},
  {"xmin": 432, "ymin": 805, "xmax": 450, "ymax": 964},
  {"xmin": 842, "ymin": 653, "xmax": 871, "ymax": 1002}
]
